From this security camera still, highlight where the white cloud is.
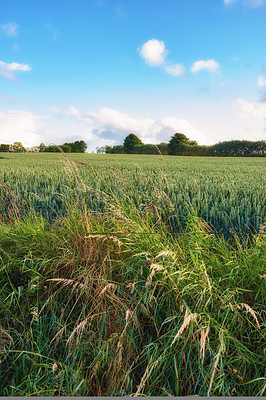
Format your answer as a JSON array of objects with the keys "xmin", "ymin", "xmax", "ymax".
[
  {"xmin": 138, "ymin": 40, "xmax": 220, "ymax": 79},
  {"xmin": 138, "ymin": 39, "xmax": 185, "ymax": 77},
  {"xmin": 0, "ymin": 61, "xmax": 31, "ymax": 80},
  {"xmin": 232, "ymin": 98, "xmax": 266, "ymax": 138},
  {"xmin": 258, "ymin": 76, "xmax": 266, "ymax": 87},
  {"xmin": 163, "ymin": 63, "xmax": 185, "ymax": 77},
  {"xmin": 50, "ymin": 106, "xmax": 207, "ymax": 145},
  {"xmin": 0, "ymin": 22, "xmax": 19, "ymax": 37},
  {"xmin": 0, "ymin": 110, "xmax": 43, "ymax": 147},
  {"xmin": 234, "ymin": 98, "xmax": 266, "ymax": 119},
  {"xmin": 190, "ymin": 60, "xmax": 220, "ymax": 74},
  {"xmin": 138, "ymin": 39, "xmax": 168, "ymax": 66}
]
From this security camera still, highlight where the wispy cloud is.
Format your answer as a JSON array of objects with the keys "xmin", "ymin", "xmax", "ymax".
[
  {"xmin": 0, "ymin": 93, "xmax": 15, "ymax": 103},
  {"xmin": 115, "ymin": 6, "xmax": 127, "ymax": 17},
  {"xmin": 163, "ymin": 62, "xmax": 185, "ymax": 77},
  {"xmin": 0, "ymin": 61, "xmax": 31, "ymax": 80},
  {"xmin": 224, "ymin": 0, "xmax": 266, "ymax": 7},
  {"xmin": 258, "ymin": 76, "xmax": 266, "ymax": 87},
  {"xmin": 224, "ymin": 0, "xmax": 238, "ymax": 4},
  {"xmin": 190, "ymin": 60, "xmax": 220, "ymax": 74},
  {"xmin": 0, "ymin": 22, "xmax": 19, "ymax": 37},
  {"xmin": 258, "ymin": 76, "xmax": 266, "ymax": 102},
  {"xmin": 45, "ymin": 23, "xmax": 59, "ymax": 41},
  {"xmin": 94, "ymin": 0, "xmax": 106, "ymax": 7},
  {"xmin": 138, "ymin": 39, "xmax": 185, "ymax": 78}
]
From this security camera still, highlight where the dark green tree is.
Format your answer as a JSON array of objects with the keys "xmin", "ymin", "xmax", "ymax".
[
  {"xmin": 168, "ymin": 133, "xmax": 190, "ymax": 155},
  {"xmin": 188, "ymin": 140, "xmax": 198, "ymax": 146},
  {"xmin": 13, "ymin": 142, "xmax": 26, "ymax": 152},
  {"xmin": 111, "ymin": 145, "xmax": 124, "ymax": 154},
  {"xmin": 0, "ymin": 144, "xmax": 10, "ymax": 152},
  {"xmin": 72, "ymin": 140, "xmax": 87, "ymax": 153},
  {"xmin": 123, "ymin": 134, "xmax": 143, "ymax": 153},
  {"xmin": 44, "ymin": 145, "xmax": 60, "ymax": 152},
  {"xmin": 105, "ymin": 145, "xmax": 113, "ymax": 154},
  {"xmin": 61, "ymin": 144, "xmax": 72, "ymax": 153},
  {"xmin": 39, "ymin": 143, "xmax": 46, "ymax": 152}
]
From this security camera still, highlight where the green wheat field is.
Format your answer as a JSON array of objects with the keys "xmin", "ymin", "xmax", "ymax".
[{"xmin": 0, "ymin": 153, "xmax": 265, "ymax": 396}]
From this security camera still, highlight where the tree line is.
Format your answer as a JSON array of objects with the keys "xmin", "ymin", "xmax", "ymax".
[
  {"xmin": 101, "ymin": 133, "xmax": 266, "ymax": 157},
  {"xmin": 1, "ymin": 135, "xmax": 265, "ymax": 156},
  {"xmin": 0, "ymin": 141, "xmax": 87, "ymax": 153}
]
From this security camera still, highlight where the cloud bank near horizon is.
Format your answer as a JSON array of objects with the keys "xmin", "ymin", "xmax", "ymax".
[
  {"xmin": 49, "ymin": 106, "xmax": 208, "ymax": 147},
  {"xmin": 1, "ymin": 100, "xmax": 265, "ymax": 153}
]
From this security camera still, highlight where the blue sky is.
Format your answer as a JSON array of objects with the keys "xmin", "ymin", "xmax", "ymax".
[{"xmin": 0, "ymin": 0, "xmax": 266, "ymax": 151}]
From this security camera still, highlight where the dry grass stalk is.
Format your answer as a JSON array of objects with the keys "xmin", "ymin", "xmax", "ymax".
[
  {"xmin": 126, "ymin": 282, "xmax": 136, "ymax": 294},
  {"xmin": 155, "ymin": 250, "xmax": 177, "ymax": 261},
  {"xmin": 85, "ymin": 234, "xmax": 123, "ymax": 248},
  {"xmin": 98, "ymin": 283, "xmax": 117, "ymax": 297},
  {"xmin": 0, "ymin": 326, "xmax": 13, "ymax": 343},
  {"xmin": 52, "ymin": 363, "xmax": 58, "ymax": 374},
  {"xmin": 105, "ymin": 165, "xmax": 130, "ymax": 187},
  {"xmin": 47, "ymin": 278, "xmax": 86, "ymax": 291},
  {"xmin": 67, "ymin": 318, "xmax": 89, "ymax": 345},
  {"xmin": 50, "ymin": 326, "xmax": 66, "ymax": 345},
  {"xmin": 202, "ymin": 263, "xmax": 212, "ymax": 293},
  {"xmin": 236, "ymin": 303, "xmax": 260, "ymax": 328},
  {"xmin": 71, "ymin": 158, "xmax": 96, "ymax": 172},
  {"xmin": 171, "ymin": 310, "xmax": 198, "ymax": 345},
  {"xmin": 145, "ymin": 263, "xmax": 165, "ymax": 287},
  {"xmin": 200, "ymin": 326, "xmax": 210, "ymax": 363},
  {"xmin": 207, "ymin": 345, "xmax": 223, "ymax": 396},
  {"xmin": 135, "ymin": 357, "xmax": 161, "ymax": 396}
]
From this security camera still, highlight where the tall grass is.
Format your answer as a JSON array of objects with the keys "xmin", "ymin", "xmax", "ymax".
[{"xmin": 0, "ymin": 155, "xmax": 265, "ymax": 396}]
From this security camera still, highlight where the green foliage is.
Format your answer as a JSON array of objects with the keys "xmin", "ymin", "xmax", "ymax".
[
  {"xmin": 13, "ymin": 142, "xmax": 26, "ymax": 152},
  {"xmin": 0, "ymin": 159, "xmax": 265, "ymax": 396},
  {"xmin": 60, "ymin": 144, "xmax": 72, "ymax": 153},
  {"xmin": 188, "ymin": 140, "xmax": 198, "ymax": 146},
  {"xmin": 123, "ymin": 133, "xmax": 143, "ymax": 153},
  {"xmin": 39, "ymin": 143, "xmax": 46, "ymax": 152},
  {"xmin": 168, "ymin": 132, "xmax": 191, "ymax": 155},
  {"xmin": 209, "ymin": 140, "xmax": 266, "ymax": 157},
  {"xmin": 106, "ymin": 136, "xmax": 265, "ymax": 157},
  {"xmin": 43, "ymin": 145, "xmax": 60, "ymax": 153},
  {"xmin": 104, "ymin": 145, "xmax": 113, "ymax": 154},
  {"xmin": 110, "ymin": 145, "xmax": 125, "ymax": 153},
  {"xmin": 41, "ymin": 141, "xmax": 87, "ymax": 153},
  {"xmin": 68, "ymin": 140, "xmax": 87, "ymax": 153},
  {"xmin": 0, "ymin": 144, "xmax": 10, "ymax": 152}
]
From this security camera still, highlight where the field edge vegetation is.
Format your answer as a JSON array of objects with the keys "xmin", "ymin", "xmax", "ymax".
[{"xmin": 0, "ymin": 156, "xmax": 265, "ymax": 396}]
